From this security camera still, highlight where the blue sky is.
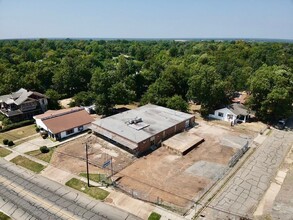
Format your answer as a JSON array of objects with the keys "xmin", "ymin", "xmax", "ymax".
[{"xmin": 0, "ymin": 0, "xmax": 293, "ymax": 39}]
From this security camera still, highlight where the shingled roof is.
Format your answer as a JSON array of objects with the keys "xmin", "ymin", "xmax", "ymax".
[
  {"xmin": 0, "ymin": 88, "xmax": 46, "ymax": 105},
  {"xmin": 34, "ymin": 107, "xmax": 94, "ymax": 134}
]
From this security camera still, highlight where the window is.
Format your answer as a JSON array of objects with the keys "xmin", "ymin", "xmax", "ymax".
[
  {"xmin": 218, "ymin": 112, "xmax": 224, "ymax": 117},
  {"xmin": 78, "ymin": 126, "xmax": 83, "ymax": 131},
  {"xmin": 227, "ymin": 114, "xmax": 234, "ymax": 120},
  {"xmin": 66, "ymin": 129, "xmax": 74, "ymax": 135}
]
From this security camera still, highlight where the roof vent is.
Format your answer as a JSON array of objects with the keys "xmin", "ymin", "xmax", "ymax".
[{"xmin": 128, "ymin": 117, "xmax": 143, "ymax": 125}]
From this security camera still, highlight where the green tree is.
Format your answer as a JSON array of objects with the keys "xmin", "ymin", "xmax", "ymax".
[
  {"xmin": 248, "ymin": 65, "xmax": 293, "ymax": 121},
  {"xmin": 166, "ymin": 95, "xmax": 188, "ymax": 112},
  {"xmin": 45, "ymin": 89, "xmax": 61, "ymax": 110},
  {"xmin": 187, "ymin": 65, "xmax": 228, "ymax": 112}
]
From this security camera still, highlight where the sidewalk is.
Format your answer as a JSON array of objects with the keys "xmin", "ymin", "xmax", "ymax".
[{"xmin": 1, "ymin": 131, "xmax": 189, "ymax": 220}]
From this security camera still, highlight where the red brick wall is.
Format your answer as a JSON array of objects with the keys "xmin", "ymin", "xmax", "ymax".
[{"xmin": 137, "ymin": 117, "xmax": 195, "ymax": 154}]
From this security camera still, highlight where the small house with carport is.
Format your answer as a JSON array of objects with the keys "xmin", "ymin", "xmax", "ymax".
[
  {"xmin": 209, "ymin": 103, "xmax": 250, "ymax": 124},
  {"xmin": 33, "ymin": 107, "xmax": 94, "ymax": 140}
]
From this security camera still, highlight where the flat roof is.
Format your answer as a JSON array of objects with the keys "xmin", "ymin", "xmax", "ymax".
[
  {"xmin": 162, "ymin": 132, "xmax": 204, "ymax": 154},
  {"xmin": 92, "ymin": 104, "xmax": 194, "ymax": 145}
]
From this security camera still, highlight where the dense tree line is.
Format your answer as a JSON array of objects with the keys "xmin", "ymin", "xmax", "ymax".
[{"xmin": 0, "ymin": 39, "xmax": 292, "ymax": 121}]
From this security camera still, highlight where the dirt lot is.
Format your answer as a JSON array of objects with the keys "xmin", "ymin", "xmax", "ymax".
[
  {"xmin": 115, "ymin": 121, "xmax": 255, "ymax": 212},
  {"xmin": 50, "ymin": 135, "xmax": 135, "ymax": 175}
]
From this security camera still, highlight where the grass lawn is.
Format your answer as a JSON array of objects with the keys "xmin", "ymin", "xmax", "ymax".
[
  {"xmin": 11, "ymin": 155, "xmax": 45, "ymax": 173},
  {"xmin": 0, "ymin": 147, "xmax": 12, "ymax": 157},
  {"xmin": 148, "ymin": 212, "xmax": 161, "ymax": 220},
  {"xmin": 0, "ymin": 211, "xmax": 11, "ymax": 220},
  {"xmin": 0, "ymin": 125, "xmax": 36, "ymax": 144},
  {"xmin": 26, "ymin": 148, "xmax": 55, "ymax": 163},
  {"xmin": 65, "ymin": 178, "xmax": 109, "ymax": 200},
  {"xmin": 79, "ymin": 173, "xmax": 109, "ymax": 183}
]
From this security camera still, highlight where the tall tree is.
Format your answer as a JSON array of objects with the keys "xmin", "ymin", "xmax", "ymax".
[{"xmin": 248, "ymin": 65, "xmax": 293, "ymax": 121}]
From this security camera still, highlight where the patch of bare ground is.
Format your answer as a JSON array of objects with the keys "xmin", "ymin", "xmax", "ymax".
[
  {"xmin": 115, "ymin": 121, "xmax": 250, "ymax": 211},
  {"xmin": 50, "ymin": 135, "xmax": 135, "ymax": 175}
]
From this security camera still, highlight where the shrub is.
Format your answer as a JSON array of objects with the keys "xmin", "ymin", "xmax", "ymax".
[
  {"xmin": 35, "ymin": 127, "xmax": 40, "ymax": 133},
  {"xmin": 0, "ymin": 120, "xmax": 34, "ymax": 133},
  {"xmin": 41, "ymin": 133, "xmax": 48, "ymax": 139},
  {"xmin": 148, "ymin": 212, "xmax": 161, "ymax": 220},
  {"xmin": 40, "ymin": 146, "xmax": 49, "ymax": 153},
  {"xmin": 7, "ymin": 140, "xmax": 14, "ymax": 146},
  {"xmin": 3, "ymin": 139, "xmax": 9, "ymax": 145}
]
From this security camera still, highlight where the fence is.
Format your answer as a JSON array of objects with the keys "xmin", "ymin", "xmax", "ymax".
[
  {"xmin": 228, "ymin": 141, "xmax": 249, "ymax": 167},
  {"xmin": 115, "ymin": 181, "xmax": 193, "ymax": 214}
]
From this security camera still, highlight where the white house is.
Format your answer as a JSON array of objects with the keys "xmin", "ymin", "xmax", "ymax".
[
  {"xmin": 209, "ymin": 103, "xmax": 250, "ymax": 124},
  {"xmin": 33, "ymin": 107, "xmax": 94, "ymax": 140}
]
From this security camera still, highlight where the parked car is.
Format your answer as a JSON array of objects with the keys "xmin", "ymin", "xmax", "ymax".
[{"xmin": 276, "ymin": 119, "xmax": 287, "ymax": 130}]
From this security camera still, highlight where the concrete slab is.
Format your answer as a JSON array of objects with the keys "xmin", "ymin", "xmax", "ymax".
[
  {"xmin": 41, "ymin": 165, "xmax": 75, "ymax": 184},
  {"xmin": 185, "ymin": 160, "xmax": 226, "ymax": 180},
  {"xmin": 162, "ymin": 132, "xmax": 204, "ymax": 155},
  {"xmin": 13, "ymin": 137, "xmax": 55, "ymax": 153},
  {"xmin": 105, "ymin": 191, "xmax": 154, "ymax": 220}
]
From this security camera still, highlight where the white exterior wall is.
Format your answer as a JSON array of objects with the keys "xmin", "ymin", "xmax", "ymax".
[
  {"xmin": 35, "ymin": 118, "xmax": 48, "ymax": 131},
  {"xmin": 59, "ymin": 123, "xmax": 91, "ymax": 139},
  {"xmin": 209, "ymin": 108, "xmax": 237, "ymax": 122}
]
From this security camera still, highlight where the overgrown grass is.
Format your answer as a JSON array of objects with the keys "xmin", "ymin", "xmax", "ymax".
[
  {"xmin": 0, "ymin": 211, "xmax": 11, "ymax": 220},
  {"xmin": 26, "ymin": 147, "xmax": 55, "ymax": 163},
  {"xmin": 0, "ymin": 147, "xmax": 12, "ymax": 157},
  {"xmin": 11, "ymin": 155, "xmax": 45, "ymax": 173},
  {"xmin": 148, "ymin": 212, "xmax": 161, "ymax": 220},
  {"xmin": 65, "ymin": 178, "xmax": 109, "ymax": 200},
  {"xmin": 0, "ymin": 125, "xmax": 36, "ymax": 143}
]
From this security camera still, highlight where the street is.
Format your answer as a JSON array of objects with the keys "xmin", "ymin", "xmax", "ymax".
[
  {"xmin": 203, "ymin": 128, "xmax": 293, "ymax": 219},
  {"xmin": 0, "ymin": 158, "xmax": 140, "ymax": 220}
]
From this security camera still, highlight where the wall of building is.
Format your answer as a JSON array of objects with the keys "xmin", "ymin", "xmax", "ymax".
[
  {"xmin": 209, "ymin": 109, "xmax": 236, "ymax": 122},
  {"xmin": 59, "ymin": 123, "xmax": 90, "ymax": 139},
  {"xmin": 136, "ymin": 117, "xmax": 195, "ymax": 155},
  {"xmin": 35, "ymin": 118, "xmax": 48, "ymax": 131},
  {"xmin": 92, "ymin": 125, "xmax": 138, "ymax": 150}
]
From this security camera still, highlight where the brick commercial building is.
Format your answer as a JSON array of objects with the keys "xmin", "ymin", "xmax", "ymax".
[{"xmin": 91, "ymin": 104, "xmax": 195, "ymax": 156}]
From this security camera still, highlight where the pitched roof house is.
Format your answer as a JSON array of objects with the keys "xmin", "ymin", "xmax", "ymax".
[
  {"xmin": 209, "ymin": 103, "xmax": 251, "ymax": 124},
  {"xmin": 34, "ymin": 107, "xmax": 94, "ymax": 140},
  {"xmin": 0, "ymin": 88, "xmax": 48, "ymax": 122}
]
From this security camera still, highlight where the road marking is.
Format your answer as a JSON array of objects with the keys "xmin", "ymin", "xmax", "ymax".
[{"xmin": 0, "ymin": 175, "xmax": 79, "ymax": 220}]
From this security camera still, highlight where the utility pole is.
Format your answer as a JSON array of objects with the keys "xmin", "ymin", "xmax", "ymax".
[
  {"xmin": 85, "ymin": 143, "xmax": 90, "ymax": 187},
  {"xmin": 110, "ymin": 157, "xmax": 114, "ymax": 177}
]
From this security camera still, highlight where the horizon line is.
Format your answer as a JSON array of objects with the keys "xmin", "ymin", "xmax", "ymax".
[{"xmin": 1, "ymin": 37, "xmax": 293, "ymax": 43}]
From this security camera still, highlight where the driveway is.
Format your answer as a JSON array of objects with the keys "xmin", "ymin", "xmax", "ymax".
[{"xmin": 13, "ymin": 136, "xmax": 56, "ymax": 153}]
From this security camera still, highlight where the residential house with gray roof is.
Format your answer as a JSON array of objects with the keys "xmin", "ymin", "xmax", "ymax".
[{"xmin": 0, "ymin": 88, "xmax": 48, "ymax": 122}]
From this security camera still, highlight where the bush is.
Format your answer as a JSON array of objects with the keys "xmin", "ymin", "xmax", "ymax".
[
  {"xmin": 3, "ymin": 139, "xmax": 9, "ymax": 145},
  {"xmin": 7, "ymin": 140, "xmax": 14, "ymax": 146},
  {"xmin": 148, "ymin": 212, "xmax": 161, "ymax": 220},
  {"xmin": 35, "ymin": 127, "xmax": 40, "ymax": 133},
  {"xmin": 40, "ymin": 146, "xmax": 49, "ymax": 153},
  {"xmin": 41, "ymin": 133, "xmax": 48, "ymax": 139},
  {"xmin": 0, "ymin": 120, "xmax": 34, "ymax": 133}
]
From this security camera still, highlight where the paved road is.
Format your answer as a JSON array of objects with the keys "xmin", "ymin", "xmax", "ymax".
[
  {"xmin": 0, "ymin": 158, "xmax": 140, "ymax": 220},
  {"xmin": 204, "ymin": 129, "xmax": 293, "ymax": 219}
]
